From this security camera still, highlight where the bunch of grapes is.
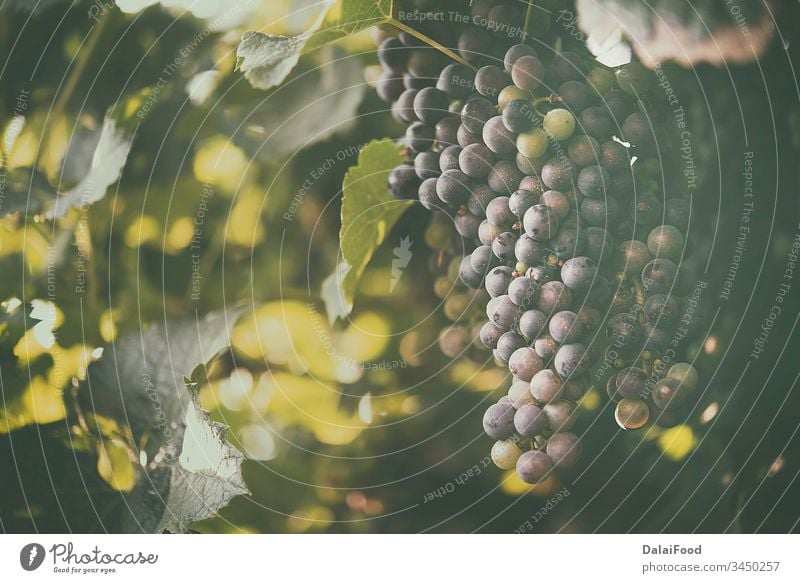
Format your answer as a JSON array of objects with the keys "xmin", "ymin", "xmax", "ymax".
[{"xmin": 374, "ymin": 2, "xmax": 705, "ymax": 484}]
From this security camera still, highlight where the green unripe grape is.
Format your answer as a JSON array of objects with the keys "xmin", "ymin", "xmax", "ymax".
[
  {"xmin": 615, "ymin": 62, "xmax": 654, "ymax": 96},
  {"xmin": 491, "ymin": 439, "xmax": 523, "ymax": 470},
  {"xmin": 498, "ymin": 85, "xmax": 530, "ymax": 111},
  {"xmin": 647, "ymin": 225, "xmax": 684, "ymax": 261},
  {"xmin": 667, "ymin": 363, "xmax": 699, "ymax": 391},
  {"xmin": 587, "ymin": 67, "xmax": 614, "ymax": 95},
  {"xmin": 447, "ymin": 256, "xmax": 461, "ymax": 280},
  {"xmin": 424, "ymin": 221, "xmax": 452, "ymax": 249},
  {"xmin": 615, "ymin": 398, "xmax": 650, "ymax": 430},
  {"xmin": 543, "ymin": 108, "xmax": 576, "ymax": 141},
  {"xmin": 433, "ymin": 275, "xmax": 451, "ymax": 299},
  {"xmin": 444, "ymin": 293, "xmax": 469, "ymax": 320},
  {"xmin": 616, "ymin": 240, "xmax": 651, "ymax": 274},
  {"xmin": 516, "ymin": 127, "xmax": 549, "ymax": 158}
]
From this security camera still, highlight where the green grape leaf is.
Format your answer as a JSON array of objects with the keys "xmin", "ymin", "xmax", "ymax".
[
  {"xmin": 78, "ymin": 309, "xmax": 248, "ymax": 532},
  {"xmin": 0, "ymin": 167, "xmax": 57, "ymax": 217},
  {"xmin": 323, "ymin": 139, "xmax": 412, "ymax": 322},
  {"xmin": 222, "ymin": 47, "xmax": 366, "ymax": 163},
  {"xmin": 235, "ymin": 0, "xmax": 337, "ymax": 91},
  {"xmin": 575, "ymin": 0, "xmax": 774, "ymax": 67},
  {"xmin": 304, "ymin": 0, "xmax": 393, "ymax": 52}
]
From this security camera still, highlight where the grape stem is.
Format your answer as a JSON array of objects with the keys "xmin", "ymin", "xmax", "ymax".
[{"xmin": 386, "ymin": 17, "xmax": 477, "ymax": 71}]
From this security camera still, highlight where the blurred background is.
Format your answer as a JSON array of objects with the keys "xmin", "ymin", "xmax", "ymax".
[{"xmin": 0, "ymin": 0, "xmax": 799, "ymax": 533}]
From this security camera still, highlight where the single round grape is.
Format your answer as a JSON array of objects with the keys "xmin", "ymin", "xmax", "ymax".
[
  {"xmin": 548, "ymin": 310, "xmax": 583, "ymax": 344},
  {"xmin": 470, "ymin": 244, "xmax": 500, "ymax": 275},
  {"xmin": 475, "ymin": 65, "xmax": 510, "ymax": 102},
  {"xmin": 561, "ymin": 256, "xmax": 597, "ymax": 291},
  {"xmin": 622, "ymin": 112, "xmax": 655, "ymax": 149},
  {"xmin": 587, "ymin": 67, "xmax": 614, "ymax": 95},
  {"xmin": 376, "ymin": 70, "xmax": 405, "ymax": 102},
  {"xmin": 511, "ymin": 55, "xmax": 545, "ymax": 92},
  {"xmin": 552, "ymin": 51, "xmax": 586, "ymax": 82},
  {"xmin": 546, "ymin": 432, "xmax": 581, "ymax": 468},
  {"xmin": 568, "ymin": 135, "xmax": 600, "ymax": 167},
  {"xmin": 377, "ymin": 36, "xmax": 408, "ymax": 69},
  {"xmin": 543, "ymin": 108, "xmax": 576, "ymax": 141},
  {"xmin": 490, "ymin": 295, "xmax": 523, "ymax": 331},
  {"xmin": 435, "ymin": 116, "xmax": 460, "ymax": 148},
  {"xmin": 514, "ymin": 403, "xmax": 547, "ymax": 437},
  {"xmin": 454, "ymin": 212, "xmax": 481, "ymax": 239},
  {"xmin": 616, "ymin": 240, "xmax": 651, "ymax": 274},
  {"xmin": 485, "ymin": 196, "xmax": 515, "ymax": 228},
  {"xmin": 485, "ymin": 266, "xmax": 514, "ymax": 298},
  {"xmin": 584, "ymin": 227, "xmax": 614, "ymax": 264},
  {"xmin": 563, "ymin": 376, "xmax": 588, "ymax": 401},
  {"xmin": 508, "ymin": 347, "xmax": 544, "ymax": 382},
  {"xmin": 491, "ymin": 439, "xmax": 524, "ymax": 470},
  {"xmin": 550, "ymin": 223, "xmax": 587, "ymax": 260},
  {"xmin": 515, "ymin": 130, "xmax": 547, "ymax": 162},
  {"xmin": 615, "ymin": 398, "xmax": 650, "ymax": 430},
  {"xmin": 479, "ymin": 219, "xmax": 505, "ymax": 246},
  {"xmin": 534, "ymin": 334, "xmax": 558, "ymax": 361},
  {"xmin": 433, "ymin": 275, "xmax": 451, "ymax": 299},
  {"xmin": 519, "ymin": 309, "xmax": 548, "ymax": 341},
  {"xmin": 436, "ymin": 63, "xmax": 475, "ymax": 99},
  {"xmin": 579, "ymin": 106, "xmax": 612, "ymax": 139},
  {"xmin": 457, "ymin": 124, "xmax": 482, "ymax": 149},
  {"xmin": 458, "ymin": 27, "xmax": 492, "ymax": 64},
  {"xmin": 631, "ymin": 194, "xmax": 663, "ymax": 229},
  {"xmin": 523, "ymin": 204, "xmax": 559, "ymax": 241},
  {"xmin": 580, "ymin": 197, "xmax": 618, "ymax": 227},
  {"xmin": 514, "ymin": 233, "xmax": 548, "ymax": 266},
  {"xmin": 652, "ymin": 377, "xmax": 687, "ymax": 410},
  {"xmin": 508, "ymin": 276, "xmax": 539, "ymax": 308},
  {"xmin": 541, "ymin": 157, "xmax": 577, "ymax": 190},
  {"xmin": 439, "ymin": 145, "xmax": 462, "ymax": 172},
  {"xmin": 459, "ymin": 255, "xmax": 483, "ymax": 289},
  {"xmin": 558, "ymin": 80, "xmax": 595, "ymax": 112},
  {"xmin": 417, "ymin": 177, "xmax": 440, "ymax": 210},
  {"xmin": 643, "ymin": 322, "xmax": 671, "ymax": 351},
  {"xmin": 412, "ymin": 87, "xmax": 449, "ymax": 125},
  {"xmin": 483, "ymin": 116, "xmax": 518, "ymax": 156},
  {"xmin": 509, "ymin": 189, "xmax": 537, "ymax": 218},
  {"xmin": 436, "ymin": 169, "xmax": 471, "ymax": 205},
  {"xmin": 665, "ymin": 197, "xmax": 691, "ymax": 231},
  {"xmin": 497, "ymin": 331, "xmax": 528, "ymax": 363},
  {"xmin": 538, "ymin": 281, "xmax": 572, "ymax": 314},
  {"xmin": 576, "ymin": 165, "xmax": 610, "ymax": 198},
  {"xmin": 606, "ymin": 313, "xmax": 643, "ymax": 354},
  {"xmin": 641, "ymin": 258, "xmax": 678, "ymax": 293},
  {"xmin": 516, "ymin": 450, "xmax": 553, "ymax": 484},
  {"xmin": 498, "ymin": 85, "xmax": 530, "ymax": 111},
  {"xmin": 508, "ymin": 380, "xmax": 535, "ymax": 408},
  {"xmin": 554, "ymin": 343, "xmax": 593, "ymax": 379},
  {"xmin": 530, "ymin": 369, "xmax": 564, "ymax": 402},
  {"xmin": 487, "ymin": 160, "xmax": 524, "ymax": 195},
  {"xmin": 502, "ymin": 99, "xmax": 536, "ymax": 133},
  {"xmin": 519, "ymin": 175, "xmax": 545, "ymax": 196},
  {"xmin": 438, "ymin": 325, "xmax": 471, "ymax": 358},
  {"xmin": 414, "ymin": 150, "xmax": 440, "ymax": 179},
  {"xmin": 466, "ymin": 183, "xmax": 495, "ymax": 218},
  {"xmin": 647, "ymin": 225, "xmax": 684, "ymax": 261},
  {"xmin": 458, "ymin": 143, "xmax": 494, "ymax": 179},
  {"xmin": 644, "ymin": 293, "xmax": 679, "ymax": 325},
  {"xmin": 615, "ymin": 366, "xmax": 647, "ymax": 399},
  {"xmin": 483, "ymin": 399, "xmax": 516, "ymax": 439},
  {"xmin": 540, "ymin": 190, "xmax": 570, "ymax": 219},
  {"xmin": 479, "ymin": 320, "xmax": 504, "ymax": 349},
  {"xmin": 504, "ymin": 43, "xmax": 538, "ymax": 72},
  {"xmin": 460, "ymin": 96, "xmax": 496, "ymax": 134},
  {"xmin": 544, "ymin": 401, "xmax": 576, "ymax": 432},
  {"xmin": 492, "ymin": 231, "xmax": 518, "ymax": 263},
  {"xmin": 406, "ymin": 47, "xmax": 445, "ymax": 80},
  {"xmin": 388, "ymin": 164, "xmax": 421, "ymax": 199},
  {"xmin": 396, "ymin": 89, "xmax": 419, "ymax": 124},
  {"xmin": 443, "ymin": 293, "xmax": 470, "ymax": 321},
  {"xmin": 667, "ymin": 363, "xmax": 699, "ymax": 390},
  {"xmin": 603, "ymin": 89, "xmax": 635, "ymax": 121},
  {"xmin": 615, "ymin": 62, "xmax": 654, "ymax": 96},
  {"xmin": 599, "ymin": 140, "xmax": 630, "ymax": 171}
]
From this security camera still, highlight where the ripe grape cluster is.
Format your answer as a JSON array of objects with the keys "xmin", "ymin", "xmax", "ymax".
[{"xmin": 375, "ymin": 2, "xmax": 705, "ymax": 484}]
